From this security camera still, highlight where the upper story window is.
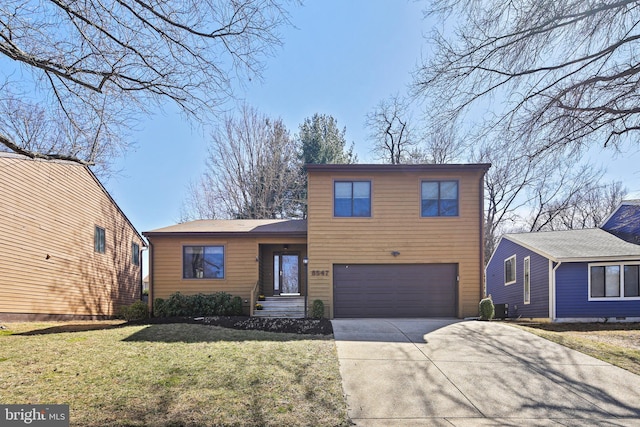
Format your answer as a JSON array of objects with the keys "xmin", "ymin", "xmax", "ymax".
[
  {"xmin": 421, "ymin": 181, "xmax": 459, "ymax": 217},
  {"xmin": 183, "ymin": 246, "xmax": 225, "ymax": 279},
  {"xmin": 590, "ymin": 263, "xmax": 640, "ymax": 299},
  {"xmin": 132, "ymin": 242, "xmax": 140, "ymax": 266},
  {"xmin": 94, "ymin": 226, "xmax": 105, "ymax": 254},
  {"xmin": 504, "ymin": 255, "xmax": 516, "ymax": 285},
  {"xmin": 334, "ymin": 181, "xmax": 371, "ymax": 217}
]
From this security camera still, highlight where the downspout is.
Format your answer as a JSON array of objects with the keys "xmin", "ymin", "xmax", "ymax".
[
  {"xmin": 551, "ymin": 261, "xmax": 562, "ymax": 321},
  {"xmin": 148, "ymin": 241, "xmax": 154, "ymax": 315},
  {"xmin": 479, "ymin": 170, "xmax": 487, "ymax": 305},
  {"xmin": 140, "ymin": 246, "xmax": 149, "ymax": 300}
]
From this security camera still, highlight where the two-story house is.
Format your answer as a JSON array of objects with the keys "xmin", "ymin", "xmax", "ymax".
[{"xmin": 143, "ymin": 163, "xmax": 490, "ymax": 318}]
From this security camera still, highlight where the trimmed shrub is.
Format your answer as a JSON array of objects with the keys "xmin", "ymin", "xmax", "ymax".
[
  {"xmin": 153, "ymin": 292, "xmax": 243, "ymax": 317},
  {"xmin": 153, "ymin": 298, "xmax": 168, "ymax": 317},
  {"xmin": 310, "ymin": 299, "xmax": 324, "ymax": 319},
  {"xmin": 118, "ymin": 301, "xmax": 149, "ymax": 321},
  {"xmin": 164, "ymin": 292, "xmax": 191, "ymax": 316},
  {"xmin": 479, "ymin": 296, "xmax": 495, "ymax": 321},
  {"xmin": 231, "ymin": 296, "xmax": 243, "ymax": 315}
]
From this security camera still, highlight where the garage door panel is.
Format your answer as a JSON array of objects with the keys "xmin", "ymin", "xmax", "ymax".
[{"xmin": 333, "ymin": 264, "xmax": 457, "ymax": 318}]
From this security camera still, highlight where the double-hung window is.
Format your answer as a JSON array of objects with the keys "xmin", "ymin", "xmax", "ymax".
[
  {"xmin": 421, "ymin": 181, "xmax": 458, "ymax": 217},
  {"xmin": 590, "ymin": 263, "xmax": 640, "ymax": 299},
  {"xmin": 183, "ymin": 246, "xmax": 225, "ymax": 279},
  {"xmin": 504, "ymin": 255, "xmax": 516, "ymax": 285},
  {"xmin": 334, "ymin": 181, "xmax": 371, "ymax": 217}
]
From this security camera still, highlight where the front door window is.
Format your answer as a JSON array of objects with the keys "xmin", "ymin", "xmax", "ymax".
[{"xmin": 274, "ymin": 254, "xmax": 299, "ymax": 295}]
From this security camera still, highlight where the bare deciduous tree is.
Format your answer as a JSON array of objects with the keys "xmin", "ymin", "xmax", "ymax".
[
  {"xmin": 526, "ymin": 178, "xmax": 626, "ymax": 232},
  {"xmin": 476, "ymin": 139, "xmax": 544, "ymax": 261},
  {"xmin": 407, "ymin": 124, "xmax": 465, "ymax": 164},
  {"xmin": 366, "ymin": 94, "xmax": 415, "ymax": 164},
  {"xmin": 181, "ymin": 105, "xmax": 303, "ymax": 221},
  {"xmin": 414, "ymin": 0, "xmax": 640, "ymax": 158},
  {"xmin": 0, "ymin": 0, "xmax": 293, "ymax": 169},
  {"xmin": 478, "ymin": 137, "xmax": 627, "ymax": 263},
  {"xmin": 179, "ymin": 177, "xmax": 223, "ymax": 221}
]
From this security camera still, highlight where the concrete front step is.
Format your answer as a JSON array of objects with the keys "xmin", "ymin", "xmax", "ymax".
[
  {"xmin": 253, "ymin": 311, "xmax": 305, "ymax": 318},
  {"xmin": 258, "ymin": 303, "xmax": 305, "ymax": 309},
  {"xmin": 254, "ymin": 296, "xmax": 305, "ymax": 318}
]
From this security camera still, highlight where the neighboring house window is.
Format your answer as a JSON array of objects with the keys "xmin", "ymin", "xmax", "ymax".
[
  {"xmin": 523, "ymin": 256, "xmax": 530, "ymax": 304},
  {"xmin": 334, "ymin": 181, "xmax": 371, "ymax": 217},
  {"xmin": 625, "ymin": 265, "xmax": 640, "ymax": 297},
  {"xmin": 421, "ymin": 181, "xmax": 458, "ymax": 217},
  {"xmin": 132, "ymin": 242, "xmax": 140, "ymax": 266},
  {"xmin": 504, "ymin": 255, "xmax": 516, "ymax": 285},
  {"xmin": 590, "ymin": 263, "xmax": 640, "ymax": 299},
  {"xmin": 94, "ymin": 226, "xmax": 105, "ymax": 254},
  {"xmin": 183, "ymin": 246, "xmax": 225, "ymax": 279}
]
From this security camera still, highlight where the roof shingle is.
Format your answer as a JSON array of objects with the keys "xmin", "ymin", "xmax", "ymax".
[
  {"xmin": 504, "ymin": 228, "xmax": 640, "ymax": 261},
  {"xmin": 144, "ymin": 219, "xmax": 307, "ymax": 235}
]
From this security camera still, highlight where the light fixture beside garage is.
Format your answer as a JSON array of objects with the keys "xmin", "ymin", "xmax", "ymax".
[{"xmin": 391, "ymin": 251, "xmax": 400, "ymax": 257}]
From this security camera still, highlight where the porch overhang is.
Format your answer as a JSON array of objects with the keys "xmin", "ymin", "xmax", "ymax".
[
  {"xmin": 143, "ymin": 231, "xmax": 307, "ymax": 239},
  {"xmin": 143, "ymin": 219, "xmax": 308, "ymax": 239}
]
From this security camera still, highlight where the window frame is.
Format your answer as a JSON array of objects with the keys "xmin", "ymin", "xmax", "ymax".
[
  {"xmin": 182, "ymin": 245, "xmax": 226, "ymax": 280},
  {"xmin": 94, "ymin": 226, "xmax": 105, "ymax": 254},
  {"xmin": 132, "ymin": 242, "xmax": 140, "ymax": 266},
  {"xmin": 523, "ymin": 256, "xmax": 531, "ymax": 304},
  {"xmin": 504, "ymin": 255, "xmax": 516, "ymax": 285},
  {"xmin": 420, "ymin": 180, "xmax": 459, "ymax": 217},
  {"xmin": 333, "ymin": 180, "xmax": 372, "ymax": 218},
  {"xmin": 588, "ymin": 261, "xmax": 640, "ymax": 301}
]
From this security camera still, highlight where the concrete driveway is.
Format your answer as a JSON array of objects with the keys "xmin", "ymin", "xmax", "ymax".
[{"xmin": 331, "ymin": 319, "xmax": 640, "ymax": 426}]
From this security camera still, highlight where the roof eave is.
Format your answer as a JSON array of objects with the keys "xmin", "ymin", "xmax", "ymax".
[
  {"xmin": 143, "ymin": 231, "xmax": 308, "ymax": 239},
  {"xmin": 305, "ymin": 163, "xmax": 491, "ymax": 173},
  {"xmin": 557, "ymin": 255, "xmax": 640, "ymax": 263}
]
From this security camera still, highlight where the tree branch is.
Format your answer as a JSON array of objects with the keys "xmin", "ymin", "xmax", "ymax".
[{"xmin": 0, "ymin": 133, "xmax": 93, "ymax": 165}]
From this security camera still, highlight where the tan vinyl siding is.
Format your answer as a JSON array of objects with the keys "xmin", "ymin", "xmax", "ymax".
[
  {"xmin": 149, "ymin": 235, "xmax": 306, "ymax": 308},
  {"xmin": 307, "ymin": 168, "xmax": 485, "ymax": 318},
  {"xmin": 0, "ymin": 155, "xmax": 144, "ymax": 318}
]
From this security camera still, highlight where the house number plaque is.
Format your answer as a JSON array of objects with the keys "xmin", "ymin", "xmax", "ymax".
[{"xmin": 311, "ymin": 270, "xmax": 330, "ymax": 277}]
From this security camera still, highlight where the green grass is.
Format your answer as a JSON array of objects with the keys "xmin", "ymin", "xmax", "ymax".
[
  {"xmin": 514, "ymin": 323, "xmax": 640, "ymax": 376},
  {"xmin": 0, "ymin": 322, "xmax": 349, "ymax": 427}
]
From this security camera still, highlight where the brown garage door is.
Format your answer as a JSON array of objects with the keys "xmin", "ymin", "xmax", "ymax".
[{"xmin": 333, "ymin": 264, "xmax": 457, "ymax": 318}]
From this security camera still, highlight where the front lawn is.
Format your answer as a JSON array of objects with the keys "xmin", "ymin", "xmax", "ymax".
[
  {"xmin": 514, "ymin": 322, "xmax": 640, "ymax": 376},
  {"xmin": 0, "ymin": 321, "xmax": 349, "ymax": 427}
]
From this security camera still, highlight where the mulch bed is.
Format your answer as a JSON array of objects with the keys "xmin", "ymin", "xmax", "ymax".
[{"xmin": 129, "ymin": 316, "xmax": 334, "ymax": 335}]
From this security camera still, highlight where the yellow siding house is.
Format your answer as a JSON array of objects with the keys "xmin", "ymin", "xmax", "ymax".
[{"xmin": 144, "ymin": 163, "xmax": 490, "ymax": 318}]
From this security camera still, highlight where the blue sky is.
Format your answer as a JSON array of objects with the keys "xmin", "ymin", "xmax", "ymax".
[
  {"xmin": 104, "ymin": 0, "xmax": 640, "ymax": 242},
  {"xmin": 105, "ymin": 0, "xmax": 428, "ymax": 233}
]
